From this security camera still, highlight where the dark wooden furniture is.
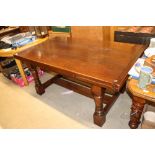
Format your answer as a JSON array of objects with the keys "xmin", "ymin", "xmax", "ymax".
[
  {"xmin": 114, "ymin": 26, "xmax": 155, "ymax": 44},
  {"xmin": 127, "ymin": 79, "xmax": 155, "ymax": 129},
  {"xmin": 14, "ymin": 39, "xmax": 147, "ymax": 127}
]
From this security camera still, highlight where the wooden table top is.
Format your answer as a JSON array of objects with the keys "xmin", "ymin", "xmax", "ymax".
[{"xmin": 14, "ymin": 39, "xmax": 147, "ymax": 91}]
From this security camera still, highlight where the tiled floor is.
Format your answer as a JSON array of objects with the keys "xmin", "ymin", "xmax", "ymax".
[{"xmin": 0, "ymin": 72, "xmax": 132, "ymax": 128}]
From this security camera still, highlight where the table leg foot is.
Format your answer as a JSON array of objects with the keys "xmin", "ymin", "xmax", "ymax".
[
  {"xmin": 91, "ymin": 85, "xmax": 106, "ymax": 127},
  {"xmin": 30, "ymin": 65, "xmax": 45, "ymax": 95},
  {"xmin": 93, "ymin": 113, "xmax": 106, "ymax": 127},
  {"xmin": 129, "ymin": 96, "xmax": 145, "ymax": 129},
  {"xmin": 35, "ymin": 85, "xmax": 45, "ymax": 95}
]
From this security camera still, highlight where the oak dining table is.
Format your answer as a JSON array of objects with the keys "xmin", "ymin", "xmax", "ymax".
[{"xmin": 14, "ymin": 38, "xmax": 147, "ymax": 127}]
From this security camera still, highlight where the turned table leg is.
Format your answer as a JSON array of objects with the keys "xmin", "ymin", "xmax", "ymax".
[
  {"xmin": 129, "ymin": 96, "xmax": 146, "ymax": 129},
  {"xmin": 30, "ymin": 65, "xmax": 45, "ymax": 95},
  {"xmin": 91, "ymin": 85, "xmax": 106, "ymax": 127}
]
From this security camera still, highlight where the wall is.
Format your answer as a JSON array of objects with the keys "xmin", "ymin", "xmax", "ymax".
[
  {"xmin": 71, "ymin": 26, "xmax": 129, "ymax": 42},
  {"xmin": 71, "ymin": 26, "xmax": 103, "ymax": 41}
]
